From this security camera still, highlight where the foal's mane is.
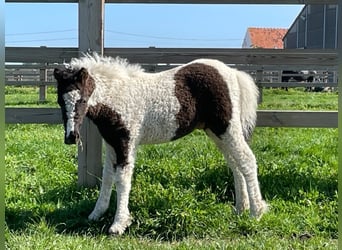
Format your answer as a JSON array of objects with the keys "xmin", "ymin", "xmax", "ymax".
[{"xmin": 69, "ymin": 53, "xmax": 145, "ymax": 81}]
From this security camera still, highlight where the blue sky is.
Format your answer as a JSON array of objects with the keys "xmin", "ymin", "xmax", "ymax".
[{"xmin": 5, "ymin": 3, "xmax": 304, "ymax": 48}]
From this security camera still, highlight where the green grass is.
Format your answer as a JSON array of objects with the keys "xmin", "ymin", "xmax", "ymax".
[
  {"xmin": 5, "ymin": 86, "xmax": 57, "ymax": 107},
  {"xmin": 258, "ymin": 88, "xmax": 338, "ymax": 111},
  {"xmin": 5, "ymin": 87, "xmax": 338, "ymax": 249}
]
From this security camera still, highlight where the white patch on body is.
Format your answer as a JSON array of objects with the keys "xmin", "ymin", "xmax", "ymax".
[
  {"xmin": 63, "ymin": 90, "xmax": 81, "ymax": 137},
  {"xmin": 82, "ymin": 61, "xmax": 182, "ymax": 144}
]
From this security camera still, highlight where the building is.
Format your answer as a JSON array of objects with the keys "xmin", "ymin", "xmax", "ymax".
[
  {"xmin": 283, "ymin": 4, "xmax": 338, "ymax": 49},
  {"xmin": 241, "ymin": 28, "xmax": 288, "ymax": 84},
  {"xmin": 242, "ymin": 27, "xmax": 288, "ymax": 49}
]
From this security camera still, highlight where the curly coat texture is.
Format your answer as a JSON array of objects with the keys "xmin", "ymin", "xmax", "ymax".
[{"xmin": 54, "ymin": 54, "xmax": 267, "ymax": 235}]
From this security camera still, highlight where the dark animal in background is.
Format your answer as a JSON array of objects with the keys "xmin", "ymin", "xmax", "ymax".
[{"xmin": 281, "ymin": 70, "xmax": 317, "ymax": 91}]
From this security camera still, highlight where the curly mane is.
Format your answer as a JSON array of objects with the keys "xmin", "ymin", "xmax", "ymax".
[{"xmin": 69, "ymin": 53, "xmax": 145, "ymax": 82}]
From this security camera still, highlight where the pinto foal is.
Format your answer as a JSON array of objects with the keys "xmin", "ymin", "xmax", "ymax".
[{"xmin": 54, "ymin": 54, "xmax": 268, "ymax": 235}]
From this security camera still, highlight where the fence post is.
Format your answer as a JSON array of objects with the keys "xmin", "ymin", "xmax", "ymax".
[
  {"xmin": 39, "ymin": 63, "xmax": 47, "ymax": 102},
  {"xmin": 77, "ymin": 0, "xmax": 105, "ymax": 187},
  {"xmin": 256, "ymin": 69, "xmax": 263, "ymax": 104}
]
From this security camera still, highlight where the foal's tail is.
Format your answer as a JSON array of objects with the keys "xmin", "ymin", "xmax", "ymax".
[{"xmin": 235, "ymin": 70, "xmax": 259, "ymax": 141}]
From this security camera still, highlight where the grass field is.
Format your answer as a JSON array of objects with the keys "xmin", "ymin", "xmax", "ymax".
[{"xmin": 5, "ymin": 87, "xmax": 338, "ymax": 249}]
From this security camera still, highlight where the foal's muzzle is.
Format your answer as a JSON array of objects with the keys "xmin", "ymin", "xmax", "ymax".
[{"xmin": 64, "ymin": 131, "xmax": 78, "ymax": 145}]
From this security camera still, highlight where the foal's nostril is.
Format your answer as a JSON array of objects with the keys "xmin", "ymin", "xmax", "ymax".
[{"xmin": 64, "ymin": 131, "xmax": 77, "ymax": 145}]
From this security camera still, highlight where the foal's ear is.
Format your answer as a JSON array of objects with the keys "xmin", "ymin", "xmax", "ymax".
[
  {"xmin": 75, "ymin": 68, "xmax": 89, "ymax": 84},
  {"xmin": 53, "ymin": 68, "xmax": 64, "ymax": 81}
]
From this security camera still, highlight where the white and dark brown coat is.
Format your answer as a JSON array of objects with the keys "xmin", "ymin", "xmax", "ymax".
[{"xmin": 54, "ymin": 54, "xmax": 268, "ymax": 235}]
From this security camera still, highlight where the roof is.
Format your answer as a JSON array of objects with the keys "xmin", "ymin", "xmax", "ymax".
[
  {"xmin": 246, "ymin": 27, "xmax": 288, "ymax": 49},
  {"xmin": 282, "ymin": 5, "xmax": 306, "ymax": 41}
]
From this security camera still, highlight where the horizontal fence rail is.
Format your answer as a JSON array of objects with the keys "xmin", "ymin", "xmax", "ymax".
[
  {"xmin": 5, "ymin": 47, "xmax": 338, "ymax": 67},
  {"xmin": 256, "ymin": 111, "xmax": 338, "ymax": 128},
  {"xmin": 5, "ymin": 0, "xmax": 339, "ymax": 4},
  {"xmin": 5, "ymin": 66, "xmax": 338, "ymax": 87},
  {"xmin": 5, "ymin": 108, "xmax": 338, "ymax": 128},
  {"xmin": 5, "ymin": 80, "xmax": 338, "ymax": 88},
  {"xmin": 6, "ymin": 108, "xmax": 62, "ymax": 124}
]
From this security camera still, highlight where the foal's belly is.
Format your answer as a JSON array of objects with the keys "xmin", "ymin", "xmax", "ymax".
[
  {"xmin": 139, "ymin": 113, "xmax": 179, "ymax": 144},
  {"xmin": 134, "ymin": 75, "xmax": 182, "ymax": 145}
]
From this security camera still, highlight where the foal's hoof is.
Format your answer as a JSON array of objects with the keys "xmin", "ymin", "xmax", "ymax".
[
  {"xmin": 108, "ymin": 223, "xmax": 128, "ymax": 236},
  {"xmin": 108, "ymin": 217, "xmax": 132, "ymax": 236},
  {"xmin": 251, "ymin": 200, "xmax": 269, "ymax": 219},
  {"xmin": 88, "ymin": 211, "xmax": 101, "ymax": 221},
  {"xmin": 108, "ymin": 227, "xmax": 125, "ymax": 236},
  {"xmin": 234, "ymin": 202, "xmax": 250, "ymax": 215}
]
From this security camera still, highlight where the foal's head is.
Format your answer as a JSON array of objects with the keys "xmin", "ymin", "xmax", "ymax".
[{"xmin": 54, "ymin": 67, "xmax": 95, "ymax": 144}]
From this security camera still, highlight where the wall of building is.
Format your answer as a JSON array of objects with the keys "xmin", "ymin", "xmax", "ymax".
[{"xmin": 283, "ymin": 4, "xmax": 338, "ymax": 49}]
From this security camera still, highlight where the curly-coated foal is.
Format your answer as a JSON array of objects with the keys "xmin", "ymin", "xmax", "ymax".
[{"xmin": 54, "ymin": 54, "xmax": 268, "ymax": 235}]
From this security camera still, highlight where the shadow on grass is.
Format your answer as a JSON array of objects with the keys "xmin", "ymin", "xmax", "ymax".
[
  {"xmin": 259, "ymin": 171, "xmax": 337, "ymax": 202},
  {"xmin": 6, "ymin": 163, "xmax": 337, "ymax": 240},
  {"xmin": 6, "ymin": 183, "xmax": 110, "ymax": 235},
  {"xmin": 191, "ymin": 163, "xmax": 336, "ymax": 204}
]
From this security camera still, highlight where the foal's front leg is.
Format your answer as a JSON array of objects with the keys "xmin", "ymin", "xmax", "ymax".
[
  {"xmin": 88, "ymin": 144, "xmax": 116, "ymax": 221},
  {"xmin": 108, "ymin": 163, "xmax": 134, "ymax": 235}
]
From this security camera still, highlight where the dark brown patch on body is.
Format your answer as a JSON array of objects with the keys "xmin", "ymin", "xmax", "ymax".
[
  {"xmin": 173, "ymin": 63, "xmax": 232, "ymax": 139},
  {"xmin": 87, "ymin": 104, "xmax": 130, "ymax": 167}
]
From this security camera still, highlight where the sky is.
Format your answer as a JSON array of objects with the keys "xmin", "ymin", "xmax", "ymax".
[{"xmin": 5, "ymin": 3, "xmax": 304, "ymax": 48}]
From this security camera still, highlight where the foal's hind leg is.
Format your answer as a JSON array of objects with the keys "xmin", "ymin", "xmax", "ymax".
[
  {"xmin": 224, "ymin": 128, "xmax": 267, "ymax": 218},
  {"xmin": 88, "ymin": 144, "xmax": 116, "ymax": 221},
  {"xmin": 226, "ymin": 155, "xmax": 250, "ymax": 214},
  {"xmin": 207, "ymin": 128, "xmax": 267, "ymax": 218},
  {"xmin": 206, "ymin": 130, "xmax": 249, "ymax": 214}
]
